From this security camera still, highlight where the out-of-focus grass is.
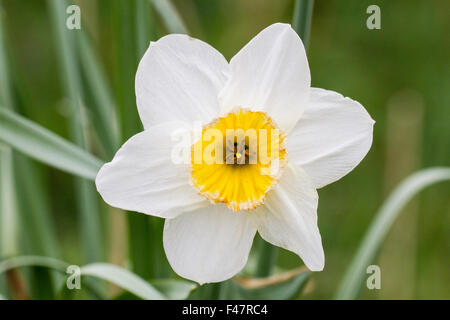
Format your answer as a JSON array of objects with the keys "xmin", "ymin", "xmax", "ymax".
[
  {"xmin": 47, "ymin": 0, "xmax": 104, "ymax": 270},
  {"xmin": 0, "ymin": 0, "xmax": 448, "ymax": 299}
]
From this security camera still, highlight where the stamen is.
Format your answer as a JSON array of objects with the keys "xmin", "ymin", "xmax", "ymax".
[{"xmin": 190, "ymin": 109, "xmax": 287, "ymax": 211}]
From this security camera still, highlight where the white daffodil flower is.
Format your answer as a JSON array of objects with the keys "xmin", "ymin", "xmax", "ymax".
[{"xmin": 96, "ymin": 23, "xmax": 374, "ymax": 284}]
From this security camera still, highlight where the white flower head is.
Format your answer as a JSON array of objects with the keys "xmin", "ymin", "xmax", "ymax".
[{"xmin": 96, "ymin": 23, "xmax": 375, "ymax": 284}]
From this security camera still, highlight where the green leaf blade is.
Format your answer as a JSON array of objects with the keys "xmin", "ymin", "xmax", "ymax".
[
  {"xmin": 149, "ymin": 279, "xmax": 196, "ymax": 300},
  {"xmin": 228, "ymin": 271, "xmax": 311, "ymax": 300},
  {"xmin": 0, "ymin": 108, "xmax": 103, "ymax": 181},
  {"xmin": 80, "ymin": 263, "xmax": 167, "ymax": 300},
  {"xmin": 150, "ymin": 0, "xmax": 188, "ymax": 34},
  {"xmin": 335, "ymin": 167, "xmax": 450, "ymax": 299}
]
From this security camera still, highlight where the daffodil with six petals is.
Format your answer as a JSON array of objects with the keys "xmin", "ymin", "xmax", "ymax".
[{"xmin": 96, "ymin": 23, "xmax": 374, "ymax": 284}]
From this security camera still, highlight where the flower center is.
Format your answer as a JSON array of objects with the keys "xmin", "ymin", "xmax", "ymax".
[
  {"xmin": 226, "ymin": 141, "xmax": 251, "ymax": 164},
  {"xmin": 190, "ymin": 109, "xmax": 287, "ymax": 211}
]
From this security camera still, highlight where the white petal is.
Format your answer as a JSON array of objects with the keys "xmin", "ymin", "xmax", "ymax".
[
  {"xmin": 163, "ymin": 204, "xmax": 256, "ymax": 284},
  {"xmin": 136, "ymin": 34, "xmax": 229, "ymax": 129},
  {"xmin": 96, "ymin": 122, "xmax": 207, "ymax": 218},
  {"xmin": 287, "ymin": 88, "xmax": 375, "ymax": 189},
  {"xmin": 250, "ymin": 164, "xmax": 324, "ymax": 271},
  {"xmin": 219, "ymin": 23, "xmax": 310, "ymax": 133}
]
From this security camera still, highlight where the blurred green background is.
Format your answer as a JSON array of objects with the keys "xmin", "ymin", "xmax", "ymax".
[{"xmin": 0, "ymin": 0, "xmax": 449, "ymax": 299}]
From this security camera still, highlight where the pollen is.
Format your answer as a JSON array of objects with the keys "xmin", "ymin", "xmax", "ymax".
[{"xmin": 190, "ymin": 109, "xmax": 287, "ymax": 211}]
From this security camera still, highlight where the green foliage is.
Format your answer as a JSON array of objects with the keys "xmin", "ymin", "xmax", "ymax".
[
  {"xmin": 0, "ymin": 255, "xmax": 193, "ymax": 299},
  {"xmin": 335, "ymin": 168, "xmax": 450, "ymax": 299},
  {"xmin": 151, "ymin": 0, "xmax": 188, "ymax": 34},
  {"xmin": 225, "ymin": 272, "xmax": 311, "ymax": 300},
  {"xmin": 0, "ymin": 108, "xmax": 103, "ymax": 180}
]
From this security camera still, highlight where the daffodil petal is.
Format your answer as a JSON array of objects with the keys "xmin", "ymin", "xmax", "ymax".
[
  {"xmin": 163, "ymin": 204, "xmax": 256, "ymax": 284},
  {"xmin": 96, "ymin": 122, "xmax": 207, "ymax": 218},
  {"xmin": 250, "ymin": 163, "xmax": 324, "ymax": 271},
  {"xmin": 136, "ymin": 34, "xmax": 229, "ymax": 129},
  {"xmin": 287, "ymin": 88, "xmax": 375, "ymax": 189},
  {"xmin": 219, "ymin": 23, "xmax": 310, "ymax": 133}
]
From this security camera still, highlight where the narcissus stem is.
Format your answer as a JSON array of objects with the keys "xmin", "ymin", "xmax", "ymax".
[
  {"xmin": 255, "ymin": 238, "xmax": 279, "ymax": 277},
  {"xmin": 255, "ymin": 0, "xmax": 315, "ymax": 278},
  {"xmin": 292, "ymin": 0, "xmax": 314, "ymax": 51}
]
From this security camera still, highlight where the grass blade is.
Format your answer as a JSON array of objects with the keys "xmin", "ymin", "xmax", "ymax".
[
  {"xmin": 0, "ymin": 146, "xmax": 13, "ymax": 296},
  {"xmin": 190, "ymin": 268, "xmax": 310, "ymax": 300},
  {"xmin": 292, "ymin": 0, "xmax": 314, "ymax": 50},
  {"xmin": 136, "ymin": 0, "xmax": 157, "ymax": 57},
  {"xmin": 77, "ymin": 32, "xmax": 120, "ymax": 159},
  {"xmin": 47, "ymin": 0, "xmax": 104, "ymax": 267},
  {"xmin": 334, "ymin": 167, "xmax": 450, "ymax": 299},
  {"xmin": 149, "ymin": 279, "xmax": 196, "ymax": 300},
  {"xmin": 16, "ymin": 155, "xmax": 62, "ymax": 298},
  {"xmin": 0, "ymin": 3, "xmax": 13, "ymax": 108},
  {"xmin": 80, "ymin": 263, "xmax": 166, "ymax": 300},
  {"xmin": 113, "ymin": 0, "xmax": 141, "ymax": 138},
  {"xmin": 0, "ymin": 146, "xmax": 18, "ymax": 257},
  {"xmin": 254, "ymin": 236, "xmax": 278, "ymax": 277},
  {"xmin": 0, "ymin": 3, "xmax": 61, "ymax": 299},
  {"xmin": 0, "ymin": 256, "xmax": 68, "ymax": 274},
  {"xmin": 0, "ymin": 2, "xmax": 19, "ymax": 262},
  {"xmin": 0, "ymin": 108, "xmax": 103, "ymax": 180},
  {"xmin": 229, "ymin": 268, "xmax": 311, "ymax": 299},
  {"xmin": 0, "ymin": 256, "xmax": 175, "ymax": 300},
  {"xmin": 150, "ymin": 0, "xmax": 188, "ymax": 34},
  {"xmin": 112, "ymin": 0, "xmax": 153, "ymax": 279},
  {"xmin": 112, "ymin": 278, "xmax": 197, "ymax": 300},
  {"xmin": 14, "ymin": 155, "xmax": 60, "ymax": 258}
]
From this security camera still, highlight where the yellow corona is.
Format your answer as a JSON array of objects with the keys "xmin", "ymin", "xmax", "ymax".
[{"xmin": 190, "ymin": 109, "xmax": 287, "ymax": 211}]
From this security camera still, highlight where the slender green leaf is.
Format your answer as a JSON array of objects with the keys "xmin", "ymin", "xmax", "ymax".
[
  {"xmin": 15, "ymin": 155, "xmax": 60, "ymax": 258},
  {"xmin": 0, "ymin": 4, "xmax": 13, "ymax": 109},
  {"xmin": 1, "ymin": 2, "xmax": 60, "ymax": 259},
  {"xmin": 136, "ymin": 0, "xmax": 157, "ymax": 57},
  {"xmin": 149, "ymin": 279, "xmax": 196, "ymax": 300},
  {"xmin": 0, "ymin": 146, "xmax": 18, "ymax": 256},
  {"xmin": 57, "ymin": 280, "xmax": 104, "ymax": 300},
  {"xmin": 0, "ymin": 4, "xmax": 19, "ymax": 263},
  {"xmin": 0, "ymin": 256, "xmax": 68, "ymax": 300},
  {"xmin": 0, "ymin": 256, "xmax": 172, "ymax": 300},
  {"xmin": 47, "ymin": 0, "xmax": 104, "ymax": 268},
  {"xmin": 292, "ymin": 0, "xmax": 314, "ymax": 50},
  {"xmin": 13, "ymin": 153, "xmax": 60, "ymax": 299},
  {"xmin": 230, "ymin": 273, "xmax": 310, "ymax": 300},
  {"xmin": 254, "ymin": 237, "xmax": 278, "ymax": 277},
  {"xmin": 47, "ymin": 0, "xmax": 85, "ymax": 146},
  {"xmin": 188, "ymin": 282, "xmax": 222, "ymax": 300},
  {"xmin": 147, "ymin": 217, "xmax": 171, "ymax": 278},
  {"xmin": 112, "ymin": 0, "xmax": 152, "ymax": 279},
  {"xmin": 0, "ymin": 256, "xmax": 68, "ymax": 274},
  {"xmin": 80, "ymin": 263, "xmax": 166, "ymax": 300},
  {"xmin": 0, "ymin": 3, "xmax": 60, "ymax": 299},
  {"xmin": 77, "ymin": 32, "xmax": 120, "ymax": 159},
  {"xmin": 127, "ymin": 212, "xmax": 153, "ymax": 278},
  {"xmin": 335, "ymin": 167, "xmax": 450, "ymax": 299},
  {"xmin": 0, "ymin": 107, "xmax": 103, "ymax": 180},
  {"xmin": 215, "ymin": 269, "xmax": 310, "ymax": 300},
  {"xmin": 150, "ymin": 0, "xmax": 188, "ymax": 34},
  {"xmin": 112, "ymin": 279, "xmax": 197, "ymax": 300},
  {"xmin": 113, "ymin": 0, "xmax": 141, "ymax": 139}
]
